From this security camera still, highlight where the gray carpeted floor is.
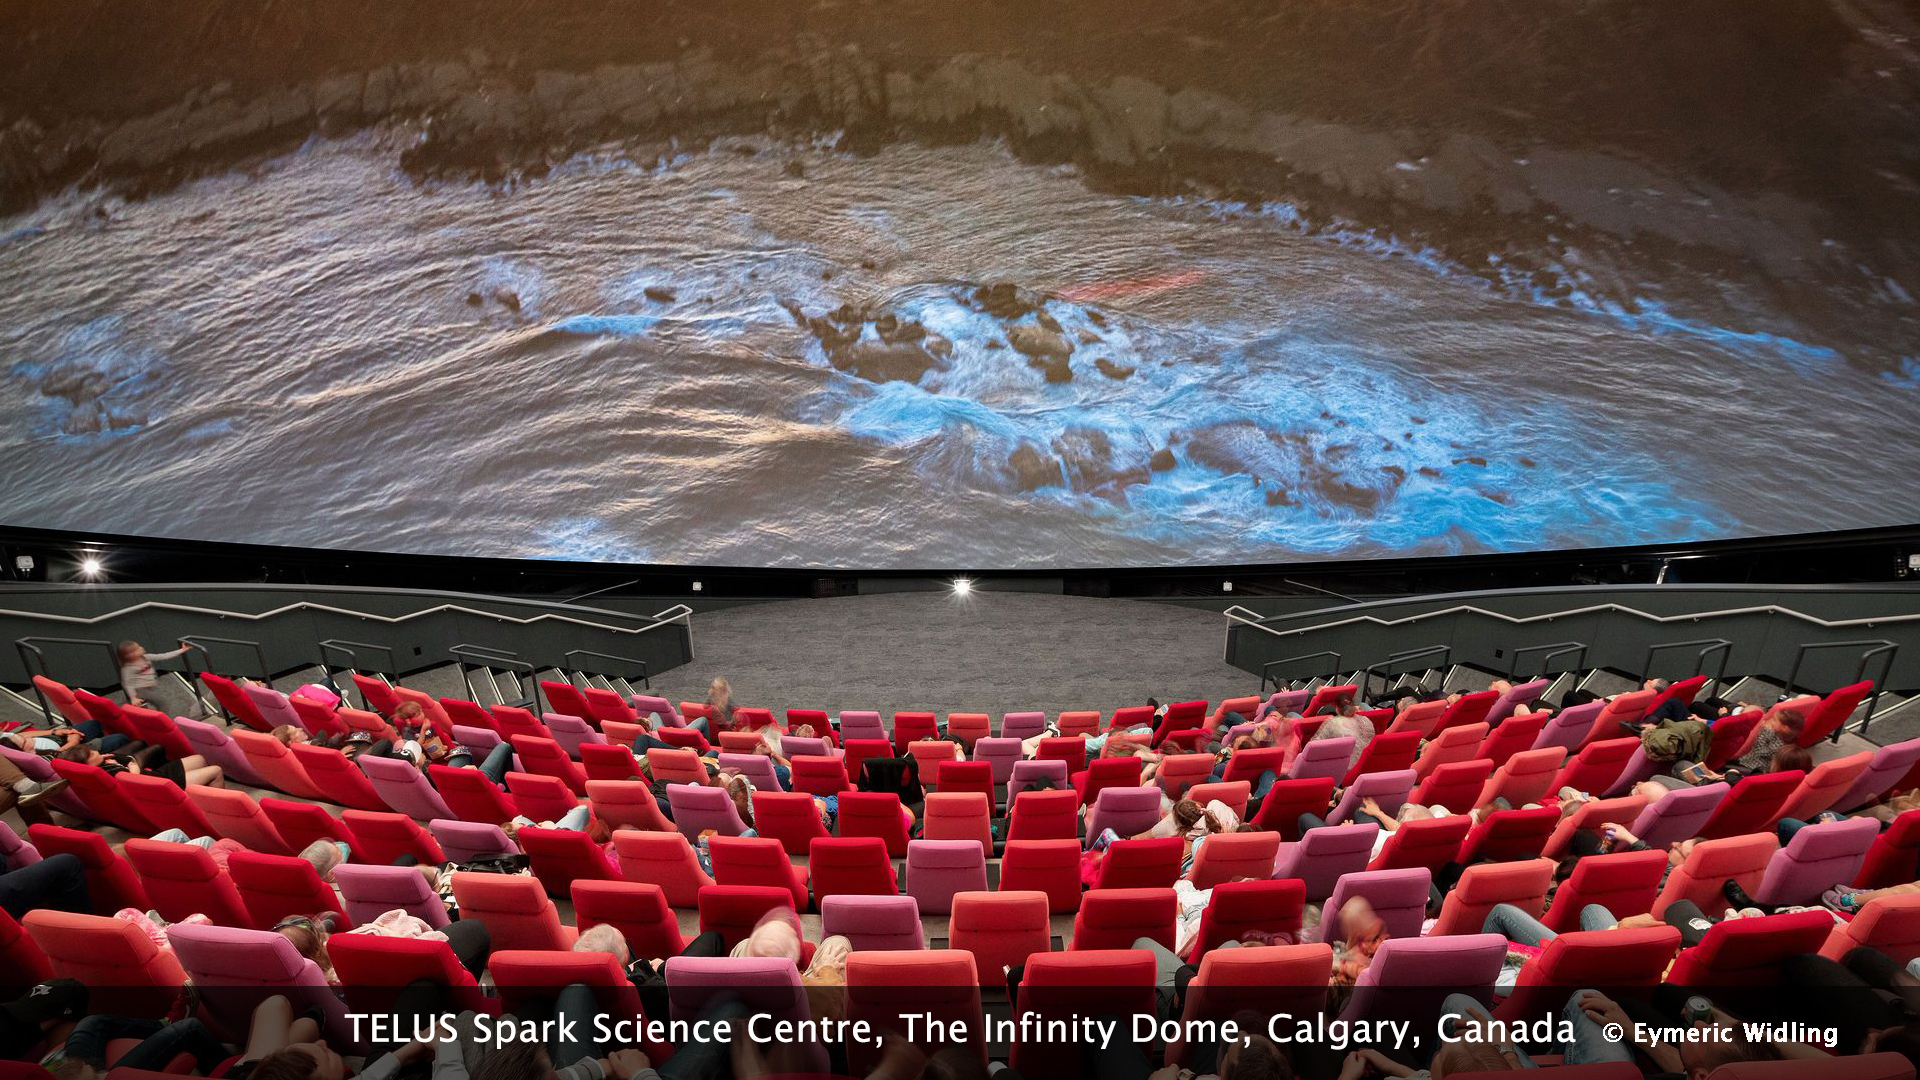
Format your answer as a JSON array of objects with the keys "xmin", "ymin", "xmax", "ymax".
[{"xmin": 645, "ymin": 591, "xmax": 1254, "ymax": 717}]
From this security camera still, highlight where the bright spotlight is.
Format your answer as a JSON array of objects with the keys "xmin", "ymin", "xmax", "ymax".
[
  {"xmin": 951, "ymin": 577, "xmax": 973, "ymax": 596},
  {"xmin": 78, "ymin": 555, "xmax": 104, "ymax": 579}
]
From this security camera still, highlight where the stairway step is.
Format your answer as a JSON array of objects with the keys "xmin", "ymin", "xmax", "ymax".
[
  {"xmin": 1723, "ymin": 677, "xmax": 1788, "ymax": 708},
  {"xmin": 1576, "ymin": 670, "xmax": 1639, "ymax": 699}
]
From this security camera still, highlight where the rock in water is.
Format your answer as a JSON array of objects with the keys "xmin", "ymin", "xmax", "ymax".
[
  {"xmin": 1007, "ymin": 323, "xmax": 1073, "ymax": 361},
  {"xmin": 643, "ymin": 286, "xmax": 677, "ymax": 303}
]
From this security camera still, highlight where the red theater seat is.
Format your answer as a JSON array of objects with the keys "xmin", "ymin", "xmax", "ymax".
[
  {"xmin": 1856, "ymin": 809, "xmax": 1920, "ymax": 888},
  {"xmin": 508, "ymin": 735, "xmax": 588, "ymax": 796},
  {"xmin": 429, "ymin": 764, "xmax": 521, "ymax": 825},
  {"xmin": 1343, "ymin": 730, "xmax": 1421, "ymax": 786},
  {"xmin": 845, "ymin": 951, "xmax": 986, "ymax": 1073},
  {"xmin": 518, "ymin": 826, "xmax": 620, "ymax": 897},
  {"xmin": 1494, "ymin": 924, "xmax": 1682, "ymax": 1021},
  {"xmin": 341, "ymin": 810, "xmax": 445, "ymax": 867},
  {"xmin": 837, "ymin": 791, "xmax": 913, "ymax": 857},
  {"xmin": 1188, "ymin": 878, "xmax": 1305, "ymax": 959},
  {"xmin": 810, "ymin": 836, "xmax": 898, "ymax": 905},
  {"xmin": 189, "ymin": 786, "xmax": 294, "ymax": 855},
  {"xmin": 1697, "ymin": 771, "xmax": 1804, "ymax": 840},
  {"xmin": 450, "ymin": 872, "xmax": 574, "ymax": 950},
  {"xmin": 1185, "ymin": 830, "xmax": 1279, "ymax": 888},
  {"xmin": 47, "ymin": 759, "xmax": 156, "ymax": 834},
  {"xmin": 1664, "ymin": 909, "xmax": 1835, "ymax": 1004},
  {"xmin": 612, "ymin": 832, "xmax": 712, "ymax": 907},
  {"xmin": 1552, "ymin": 737, "xmax": 1641, "ymax": 797},
  {"xmin": 1369, "ymin": 814, "xmax": 1470, "ymax": 872},
  {"xmin": 696, "ymin": 884, "xmax": 798, "ymax": 948},
  {"xmin": 708, "ymin": 836, "xmax": 809, "ymax": 909},
  {"xmin": 1541, "ymin": 849, "xmax": 1668, "ymax": 932},
  {"xmin": 1006, "ymin": 788, "xmax": 1078, "ymax": 842},
  {"xmin": 1249, "ymin": 776, "xmax": 1337, "ymax": 840},
  {"xmin": 201, "ymin": 672, "xmax": 272, "ymax": 731},
  {"xmin": 117, "ymin": 773, "xmax": 217, "ymax": 837},
  {"xmin": 1092, "ymin": 837, "xmax": 1184, "ymax": 891},
  {"xmin": 892, "ymin": 712, "xmax": 939, "ymax": 754},
  {"xmin": 998, "ymin": 838, "xmax": 1082, "ymax": 913},
  {"xmin": 1429, "ymin": 858, "xmax": 1554, "ymax": 937},
  {"xmin": 1412, "ymin": 760, "xmax": 1495, "ymax": 815},
  {"xmin": 1012, "ymin": 950, "xmax": 1155, "ymax": 1080},
  {"xmin": 1654, "ymin": 833, "xmax": 1777, "ymax": 918},
  {"xmin": 504, "ymin": 771, "xmax": 580, "ymax": 824},
  {"xmin": 933, "ymin": 760, "xmax": 995, "ymax": 802},
  {"xmin": 23, "ymin": 910, "xmax": 186, "ymax": 1019},
  {"xmin": 790, "ymin": 755, "xmax": 852, "ymax": 796},
  {"xmin": 945, "ymin": 713, "xmax": 991, "ymax": 749},
  {"xmin": 1166, "ymin": 943, "xmax": 1333, "ymax": 1067},
  {"xmin": 288, "ymin": 744, "xmax": 390, "ymax": 812},
  {"xmin": 1070, "ymin": 886, "xmax": 1176, "ymax": 951},
  {"xmin": 229, "ymin": 850, "xmax": 348, "ymax": 930},
  {"xmin": 580, "ymin": 743, "xmax": 645, "ymax": 783},
  {"xmin": 572, "ymin": 880, "xmax": 685, "ymax": 958},
  {"xmin": 584, "ymin": 779, "xmax": 674, "ymax": 832},
  {"xmin": 1457, "ymin": 806, "xmax": 1560, "ymax": 864},
  {"xmin": 1478, "ymin": 715, "xmax": 1546, "ymax": 768},
  {"xmin": 328, "ymin": 934, "xmax": 488, "ymax": 1017},
  {"xmin": 123, "ymin": 838, "xmax": 249, "ymax": 926},
  {"xmin": 753, "ymin": 791, "xmax": 832, "ymax": 855},
  {"xmin": 29, "ymin": 824, "xmax": 147, "ymax": 915},
  {"xmin": 949, "ymin": 890, "xmax": 1051, "ymax": 984}
]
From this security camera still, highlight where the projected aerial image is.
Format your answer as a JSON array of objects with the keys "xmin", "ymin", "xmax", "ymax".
[{"xmin": 1, "ymin": 1, "xmax": 1916, "ymax": 567}]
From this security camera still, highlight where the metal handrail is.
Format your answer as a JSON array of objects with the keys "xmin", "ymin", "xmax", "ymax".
[
  {"xmin": 1260, "ymin": 650, "xmax": 1343, "ymax": 694},
  {"xmin": 562, "ymin": 649, "xmax": 651, "ymax": 690},
  {"xmin": 1221, "ymin": 595, "xmax": 1920, "ymax": 637},
  {"xmin": 1507, "ymin": 641, "xmax": 1589, "ymax": 681},
  {"xmin": 317, "ymin": 639, "xmax": 399, "ymax": 707},
  {"xmin": 1638, "ymin": 638, "xmax": 1732, "ymax": 687},
  {"xmin": 178, "ymin": 635, "xmax": 269, "ymax": 682},
  {"xmin": 1362, "ymin": 645, "xmax": 1452, "ymax": 702},
  {"xmin": 450, "ymin": 644, "xmax": 544, "ymax": 715},
  {"xmin": 14, "ymin": 636, "xmax": 120, "ymax": 723},
  {"xmin": 1785, "ymin": 639, "xmax": 1899, "ymax": 737},
  {"xmin": 0, "ymin": 595, "xmax": 697, "ymax": 640}
]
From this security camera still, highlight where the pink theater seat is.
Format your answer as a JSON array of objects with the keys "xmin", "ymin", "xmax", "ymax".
[
  {"xmin": 1457, "ymin": 806, "xmax": 1561, "ymax": 864},
  {"xmin": 709, "ymin": 836, "xmax": 809, "ymax": 909},
  {"xmin": 173, "ymin": 717, "xmax": 269, "ymax": 788},
  {"xmin": 429, "ymin": 764, "xmax": 520, "ymax": 825},
  {"xmin": 1091, "ymin": 837, "xmax": 1184, "ymax": 891},
  {"xmin": 357, "ymin": 755, "xmax": 454, "ymax": 821},
  {"xmin": 1753, "ymin": 816, "xmax": 1879, "ymax": 907},
  {"xmin": 1541, "ymin": 849, "xmax": 1668, "ymax": 932},
  {"xmin": 1411, "ymin": 760, "xmax": 1496, "ymax": 815},
  {"xmin": 1495, "ymin": 924, "xmax": 1682, "ymax": 1022},
  {"xmin": 663, "ymin": 956, "xmax": 818, "ymax": 1065},
  {"xmin": 1285, "ymin": 737, "xmax": 1354, "ymax": 784},
  {"xmin": 1653, "ymin": 833, "xmax": 1777, "ymax": 917},
  {"xmin": 0, "ymin": 826, "xmax": 40, "ymax": 869},
  {"xmin": 789, "ymin": 755, "xmax": 852, "ymax": 796},
  {"xmin": 779, "ymin": 735, "xmax": 832, "ymax": 760},
  {"xmin": 1184, "ymin": 831, "xmax": 1278, "ymax": 889},
  {"xmin": 1166, "ymin": 943, "xmax": 1333, "ymax": 1067},
  {"xmin": 518, "ymin": 826, "xmax": 620, "ymax": 897},
  {"xmin": 998, "ymin": 838, "xmax": 1081, "ymax": 913},
  {"xmin": 838, "ymin": 791, "xmax": 914, "ymax": 856},
  {"xmin": 630, "ymin": 695, "xmax": 686, "ymax": 727},
  {"xmin": 1338, "ymin": 933, "xmax": 1507, "ymax": 1024},
  {"xmin": 542, "ymin": 713, "xmax": 609, "ymax": 759},
  {"xmin": 506, "ymin": 771, "xmax": 583, "ymax": 824},
  {"xmin": 334, "ymin": 863, "xmax": 449, "ymax": 927},
  {"xmin": 1084, "ymin": 786, "xmax": 1163, "ymax": 839},
  {"xmin": 584, "ymin": 779, "xmax": 674, "ymax": 832},
  {"xmin": 1698, "ymin": 771, "xmax": 1805, "ymax": 840},
  {"xmin": 187, "ymin": 786, "xmax": 293, "ymax": 855},
  {"xmin": 1484, "ymin": 678, "xmax": 1551, "ymax": 728},
  {"xmin": 821, "ymin": 893, "xmax": 924, "ymax": 950},
  {"xmin": 572, "ymin": 880, "xmax": 684, "ymax": 957},
  {"xmin": 1836, "ymin": 737, "xmax": 1920, "ymax": 813},
  {"xmin": 904, "ymin": 839, "xmax": 988, "ymax": 915},
  {"xmin": 229, "ymin": 849, "xmax": 348, "ymax": 929},
  {"xmin": 241, "ymin": 683, "xmax": 305, "ymax": 733},
  {"xmin": 167, "ymin": 922, "xmax": 353, "ymax": 1047},
  {"xmin": 116, "ymin": 773, "xmax": 217, "ymax": 837},
  {"xmin": 1012, "ymin": 950, "xmax": 1156, "ymax": 1080},
  {"xmin": 1530, "ymin": 701, "xmax": 1605, "ymax": 755},
  {"xmin": 508, "ymin": 735, "xmax": 588, "ymax": 795},
  {"xmin": 1429, "ymin": 858, "xmax": 1555, "ymax": 936},
  {"xmin": 614, "ymin": 832, "xmax": 713, "ymax": 907},
  {"xmin": 1319, "ymin": 868, "xmax": 1431, "ymax": 944},
  {"xmin": 1476, "ymin": 746, "xmax": 1568, "ymax": 808},
  {"xmin": 1189, "ymin": 878, "xmax": 1305, "ymax": 960},
  {"xmin": 23, "ymin": 910, "xmax": 186, "ymax": 1018},
  {"xmin": 838, "ymin": 712, "xmax": 886, "ymax": 742},
  {"xmin": 123, "ymin": 838, "xmax": 249, "ymax": 926},
  {"xmin": 1629, "ymin": 782, "xmax": 1728, "ymax": 849},
  {"xmin": 1273, "ymin": 823, "xmax": 1379, "ymax": 901},
  {"xmin": 949, "ymin": 890, "xmax": 1051, "ymax": 984},
  {"xmin": 1006, "ymin": 760, "xmax": 1070, "ymax": 801},
  {"xmin": 1329, "ymin": 768, "xmax": 1418, "ymax": 825},
  {"xmin": 1774, "ymin": 752, "xmax": 1873, "ymax": 823},
  {"xmin": 809, "ymin": 835, "xmax": 897, "ymax": 906},
  {"xmin": 228, "ymin": 729, "xmax": 327, "ymax": 800},
  {"xmin": 696, "ymin": 885, "xmax": 801, "ymax": 952},
  {"xmin": 28, "ymin": 824, "xmax": 147, "ymax": 915},
  {"xmin": 999, "ymin": 712, "xmax": 1047, "ymax": 742},
  {"xmin": 285, "ymin": 744, "xmax": 389, "ymax": 812},
  {"xmin": 1070, "ymin": 887, "xmax": 1176, "ymax": 951},
  {"xmin": 428, "ymin": 819, "xmax": 518, "ymax": 867},
  {"xmin": 718, "ymin": 752, "xmax": 787, "ymax": 792},
  {"xmin": 450, "ymin": 871, "xmax": 575, "ymax": 949},
  {"xmin": 666, "ymin": 784, "xmax": 750, "ymax": 841},
  {"xmin": 1543, "ymin": 794, "xmax": 1650, "ymax": 860},
  {"xmin": 1369, "ymin": 815, "xmax": 1471, "ymax": 873},
  {"xmin": 342, "ymin": 809, "xmax": 445, "ymax": 867}
]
